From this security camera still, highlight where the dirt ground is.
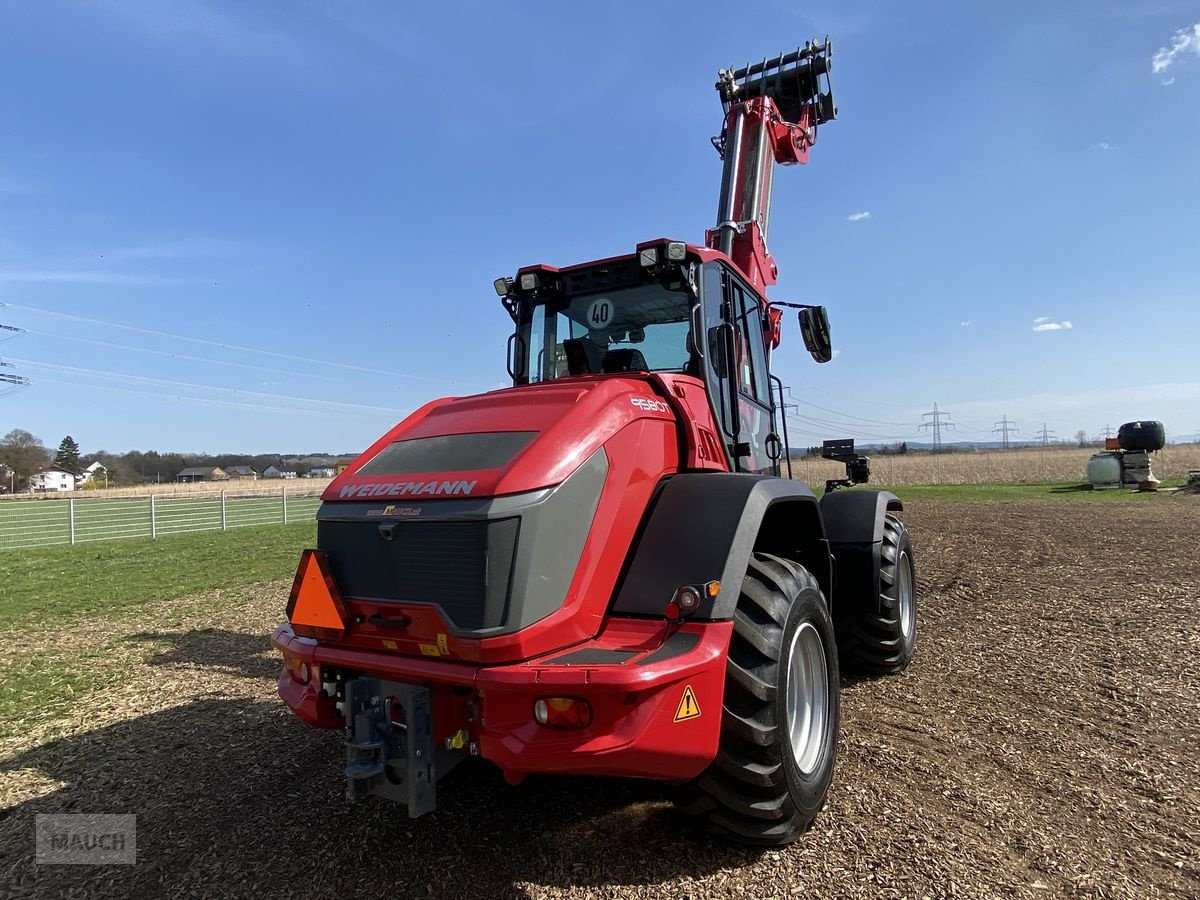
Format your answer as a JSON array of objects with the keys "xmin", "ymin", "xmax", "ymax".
[{"xmin": 2, "ymin": 497, "xmax": 1198, "ymax": 899}]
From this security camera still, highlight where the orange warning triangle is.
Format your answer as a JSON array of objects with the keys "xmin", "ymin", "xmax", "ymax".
[
  {"xmin": 674, "ymin": 685, "xmax": 701, "ymax": 722},
  {"xmin": 287, "ymin": 549, "xmax": 348, "ymax": 638}
]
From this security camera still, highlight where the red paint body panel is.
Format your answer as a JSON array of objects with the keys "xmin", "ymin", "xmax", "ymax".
[
  {"xmin": 273, "ymin": 618, "xmax": 731, "ymax": 781},
  {"xmin": 324, "ymin": 377, "xmax": 679, "ymax": 501}
]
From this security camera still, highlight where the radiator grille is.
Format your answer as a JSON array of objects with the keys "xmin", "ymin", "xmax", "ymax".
[{"xmin": 318, "ymin": 518, "xmax": 519, "ymax": 630}]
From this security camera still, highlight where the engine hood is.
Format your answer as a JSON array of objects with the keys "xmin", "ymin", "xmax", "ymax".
[{"xmin": 324, "ymin": 377, "xmax": 677, "ymax": 502}]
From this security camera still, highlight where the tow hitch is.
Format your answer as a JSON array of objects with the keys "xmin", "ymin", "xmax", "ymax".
[{"xmin": 342, "ymin": 678, "xmax": 442, "ymax": 817}]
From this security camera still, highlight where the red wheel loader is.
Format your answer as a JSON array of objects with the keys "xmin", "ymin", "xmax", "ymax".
[{"xmin": 273, "ymin": 40, "xmax": 917, "ymax": 845}]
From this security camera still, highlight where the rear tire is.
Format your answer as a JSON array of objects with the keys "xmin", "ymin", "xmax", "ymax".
[
  {"xmin": 838, "ymin": 514, "xmax": 917, "ymax": 677},
  {"xmin": 677, "ymin": 553, "xmax": 839, "ymax": 846}
]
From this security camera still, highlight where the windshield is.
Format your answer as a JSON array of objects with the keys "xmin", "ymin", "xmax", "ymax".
[{"xmin": 516, "ymin": 284, "xmax": 694, "ymax": 383}]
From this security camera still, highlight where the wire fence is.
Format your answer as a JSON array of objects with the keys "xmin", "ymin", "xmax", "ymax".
[{"xmin": 0, "ymin": 487, "xmax": 323, "ymax": 551}]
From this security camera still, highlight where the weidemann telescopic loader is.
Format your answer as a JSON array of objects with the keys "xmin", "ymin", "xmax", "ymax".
[{"xmin": 274, "ymin": 39, "xmax": 917, "ymax": 845}]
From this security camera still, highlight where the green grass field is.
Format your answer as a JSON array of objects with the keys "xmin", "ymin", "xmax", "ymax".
[{"xmin": 0, "ymin": 521, "xmax": 316, "ymax": 628}]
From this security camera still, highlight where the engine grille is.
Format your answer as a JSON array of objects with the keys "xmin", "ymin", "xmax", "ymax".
[{"xmin": 318, "ymin": 518, "xmax": 519, "ymax": 630}]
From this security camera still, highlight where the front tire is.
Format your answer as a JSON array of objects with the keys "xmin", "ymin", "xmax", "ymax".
[
  {"xmin": 838, "ymin": 514, "xmax": 917, "ymax": 677},
  {"xmin": 678, "ymin": 553, "xmax": 839, "ymax": 846}
]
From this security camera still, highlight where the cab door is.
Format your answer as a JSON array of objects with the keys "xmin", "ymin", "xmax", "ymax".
[{"xmin": 700, "ymin": 263, "xmax": 778, "ymax": 475}]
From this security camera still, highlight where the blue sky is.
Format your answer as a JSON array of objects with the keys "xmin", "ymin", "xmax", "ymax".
[{"xmin": 1, "ymin": 0, "xmax": 1198, "ymax": 455}]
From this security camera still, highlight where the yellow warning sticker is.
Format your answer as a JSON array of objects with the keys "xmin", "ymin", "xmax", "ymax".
[
  {"xmin": 381, "ymin": 639, "xmax": 398, "ymax": 650},
  {"xmin": 436, "ymin": 632, "xmax": 449, "ymax": 654},
  {"xmin": 674, "ymin": 685, "xmax": 701, "ymax": 722},
  {"xmin": 419, "ymin": 643, "xmax": 441, "ymax": 657}
]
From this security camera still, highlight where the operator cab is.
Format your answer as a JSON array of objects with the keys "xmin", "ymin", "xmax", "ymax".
[
  {"xmin": 496, "ymin": 245, "xmax": 783, "ymax": 476},
  {"xmin": 508, "ymin": 273, "xmax": 693, "ymax": 382}
]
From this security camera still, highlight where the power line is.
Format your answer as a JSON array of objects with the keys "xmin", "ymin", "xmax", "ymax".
[
  {"xmin": 1035, "ymin": 422, "xmax": 1056, "ymax": 446},
  {"xmin": 919, "ymin": 402, "xmax": 954, "ymax": 451},
  {"xmin": 23, "ymin": 328, "xmax": 353, "ymax": 385},
  {"xmin": 778, "ymin": 385, "xmax": 910, "ymax": 427},
  {"xmin": 7, "ymin": 357, "xmax": 409, "ymax": 416},
  {"xmin": 0, "ymin": 302, "xmax": 488, "ymax": 389},
  {"xmin": 1098, "ymin": 424, "xmax": 1115, "ymax": 440},
  {"xmin": 33, "ymin": 377, "xmax": 394, "ymax": 420},
  {"xmin": 993, "ymin": 414, "xmax": 1019, "ymax": 450}
]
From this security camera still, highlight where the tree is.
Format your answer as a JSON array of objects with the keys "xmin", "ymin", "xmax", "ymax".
[
  {"xmin": 1075, "ymin": 429, "xmax": 1088, "ymax": 448},
  {"xmin": 54, "ymin": 435, "xmax": 82, "ymax": 474},
  {"xmin": 0, "ymin": 429, "xmax": 51, "ymax": 488}
]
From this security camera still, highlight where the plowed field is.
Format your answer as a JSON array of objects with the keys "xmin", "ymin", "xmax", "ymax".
[{"xmin": 2, "ymin": 496, "xmax": 1198, "ymax": 898}]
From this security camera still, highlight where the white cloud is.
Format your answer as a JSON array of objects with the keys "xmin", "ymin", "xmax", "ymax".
[
  {"xmin": 960, "ymin": 320, "xmax": 973, "ymax": 327},
  {"xmin": 846, "ymin": 211, "xmax": 872, "ymax": 222},
  {"xmin": 1033, "ymin": 320, "xmax": 1073, "ymax": 332},
  {"xmin": 1089, "ymin": 142, "xmax": 1113, "ymax": 151},
  {"xmin": 832, "ymin": 349, "xmax": 843, "ymax": 358},
  {"xmin": 1033, "ymin": 316, "xmax": 1050, "ymax": 323},
  {"xmin": 1151, "ymin": 22, "xmax": 1200, "ymax": 78}
]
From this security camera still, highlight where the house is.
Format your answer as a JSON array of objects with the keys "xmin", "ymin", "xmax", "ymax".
[
  {"xmin": 262, "ymin": 465, "xmax": 298, "ymax": 480},
  {"xmin": 176, "ymin": 466, "xmax": 228, "ymax": 483},
  {"xmin": 30, "ymin": 466, "xmax": 77, "ymax": 492},
  {"xmin": 309, "ymin": 466, "xmax": 336, "ymax": 478},
  {"xmin": 225, "ymin": 465, "xmax": 258, "ymax": 480},
  {"xmin": 76, "ymin": 461, "xmax": 107, "ymax": 486}
]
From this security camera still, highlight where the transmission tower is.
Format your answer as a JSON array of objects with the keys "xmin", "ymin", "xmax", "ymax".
[
  {"xmin": 993, "ymin": 414, "xmax": 1019, "ymax": 449},
  {"xmin": 0, "ymin": 324, "xmax": 30, "ymax": 397},
  {"xmin": 0, "ymin": 370, "xmax": 30, "ymax": 397},
  {"xmin": 1035, "ymin": 423, "xmax": 1056, "ymax": 446},
  {"xmin": 1099, "ymin": 424, "xmax": 1115, "ymax": 440},
  {"xmin": 919, "ymin": 402, "xmax": 954, "ymax": 451}
]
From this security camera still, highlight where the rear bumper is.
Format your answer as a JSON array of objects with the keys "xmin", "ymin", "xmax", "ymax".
[{"xmin": 272, "ymin": 617, "xmax": 731, "ymax": 781}]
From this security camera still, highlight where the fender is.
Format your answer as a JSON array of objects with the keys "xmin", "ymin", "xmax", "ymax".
[
  {"xmin": 819, "ymin": 489, "xmax": 904, "ymax": 618},
  {"xmin": 611, "ymin": 473, "xmax": 830, "ymax": 621}
]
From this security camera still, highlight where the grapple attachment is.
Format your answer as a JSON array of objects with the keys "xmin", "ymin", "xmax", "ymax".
[{"xmin": 716, "ymin": 39, "xmax": 836, "ymax": 130}]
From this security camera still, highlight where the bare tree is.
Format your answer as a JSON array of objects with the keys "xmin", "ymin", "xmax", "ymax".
[
  {"xmin": 0, "ymin": 429, "xmax": 51, "ymax": 488},
  {"xmin": 1075, "ymin": 429, "xmax": 1088, "ymax": 448}
]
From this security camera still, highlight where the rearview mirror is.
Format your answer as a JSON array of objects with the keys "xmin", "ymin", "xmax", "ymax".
[{"xmin": 798, "ymin": 306, "xmax": 833, "ymax": 364}]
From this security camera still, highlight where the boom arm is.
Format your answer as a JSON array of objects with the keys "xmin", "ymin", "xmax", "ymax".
[{"xmin": 705, "ymin": 40, "xmax": 836, "ymax": 293}]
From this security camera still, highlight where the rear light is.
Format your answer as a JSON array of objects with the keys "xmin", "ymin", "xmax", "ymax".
[
  {"xmin": 533, "ymin": 697, "xmax": 593, "ymax": 730},
  {"xmin": 281, "ymin": 654, "xmax": 312, "ymax": 684}
]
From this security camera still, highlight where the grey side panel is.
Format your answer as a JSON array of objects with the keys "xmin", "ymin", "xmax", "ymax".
[
  {"xmin": 611, "ymin": 474, "xmax": 826, "ymax": 621},
  {"xmin": 503, "ymin": 448, "xmax": 607, "ymax": 633},
  {"xmin": 819, "ymin": 489, "xmax": 902, "ymax": 543}
]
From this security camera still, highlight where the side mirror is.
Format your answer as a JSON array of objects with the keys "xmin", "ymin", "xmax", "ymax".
[{"xmin": 798, "ymin": 306, "xmax": 833, "ymax": 364}]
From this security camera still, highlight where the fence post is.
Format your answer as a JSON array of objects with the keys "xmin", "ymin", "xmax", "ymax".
[
  {"xmin": 69, "ymin": 498, "xmax": 76, "ymax": 545},
  {"xmin": 282, "ymin": 486, "xmax": 288, "ymax": 525},
  {"xmin": 150, "ymin": 494, "xmax": 157, "ymax": 539},
  {"xmin": 221, "ymin": 490, "xmax": 227, "ymax": 531}
]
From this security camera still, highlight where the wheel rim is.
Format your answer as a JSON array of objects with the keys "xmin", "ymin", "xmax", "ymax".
[
  {"xmin": 785, "ymin": 621, "xmax": 829, "ymax": 775},
  {"xmin": 897, "ymin": 551, "xmax": 915, "ymax": 641}
]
